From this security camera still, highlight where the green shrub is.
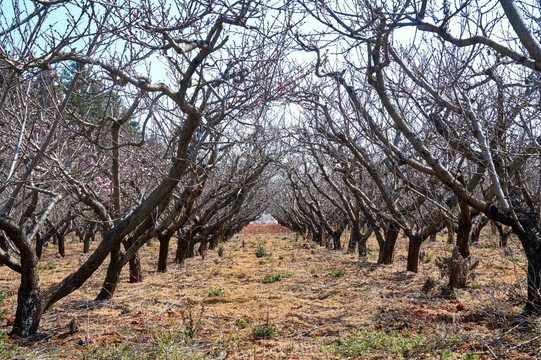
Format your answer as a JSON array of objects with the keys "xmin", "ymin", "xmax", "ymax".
[
  {"xmin": 329, "ymin": 269, "xmax": 346, "ymax": 278},
  {"xmin": 252, "ymin": 323, "xmax": 277, "ymax": 339},
  {"xmin": 255, "ymin": 244, "xmax": 270, "ymax": 258},
  {"xmin": 217, "ymin": 245, "xmax": 224, "ymax": 257}
]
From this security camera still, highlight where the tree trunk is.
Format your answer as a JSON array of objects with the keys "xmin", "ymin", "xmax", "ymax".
[
  {"xmin": 57, "ymin": 233, "xmax": 65, "ymax": 258},
  {"xmin": 495, "ymin": 223, "xmax": 512, "ymax": 247},
  {"xmin": 379, "ymin": 224, "xmax": 399, "ymax": 265},
  {"xmin": 12, "ymin": 253, "xmax": 42, "ymax": 337},
  {"xmin": 0, "ymin": 234, "xmax": 8, "ymax": 252},
  {"xmin": 374, "ymin": 228, "xmax": 385, "ymax": 263},
  {"xmin": 332, "ymin": 228, "xmax": 343, "ymax": 250},
  {"xmin": 175, "ymin": 236, "xmax": 190, "ymax": 265},
  {"xmin": 128, "ymin": 251, "xmax": 142, "ymax": 283},
  {"xmin": 157, "ymin": 234, "xmax": 171, "ymax": 272},
  {"xmin": 470, "ymin": 215, "xmax": 489, "ymax": 244},
  {"xmin": 347, "ymin": 223, "xmax": 358, "ymax": 254},
  {"xmin": 512, "ymin": 210, "xmax": 541, "ymax": 313},
  {"xmin": 406, "ymin": 235, "xmax": 422, "ymax": 273},
  {"xmin": 83, "ymin": 233, "xmax": 91, "ymax": 253},
  {"xmin": 199, "ymin": 241, "xmax": 208, "ymax": 259},
  {"xmin": 35, "ymin": 234, "xmax": 45, "ymax": 259},
  {"xmin": 125, "ymin": 237, "xmax": 142, "ymax": 283},
  {"xmin": 96, "ymin": 242, "xmax": 122, "ymax": 301},
  {"xmin": 456, "ymin": 198, "xmax": 471, "ymax": 258},
  {"xmin": 358, "ymin": 227, "xmax": 374, "ymax": 257}
]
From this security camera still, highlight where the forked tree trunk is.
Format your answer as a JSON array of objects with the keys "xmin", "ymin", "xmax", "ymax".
[
  {"xmin": 470, "ymin": 215, "xmax": 489, "ymax": 244},
  {"xmin": 358, "ymin": 227, "xmax": 374, "ymax": 257},
  {"xmin": 495, "ymin": 223, "xmax": 512, "ymax": 247}
]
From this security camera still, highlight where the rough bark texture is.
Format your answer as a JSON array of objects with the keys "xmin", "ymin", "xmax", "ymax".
[
  {"xmin": 470, "ymin": 215, "xmax": 489, "ymax": 244},
  {"xmin": 456, "ymin": 198, "xmax": 472, "ymax": 258},
  {"xmin": 435, "ymin": 246, "xmax": 479, "ymax": 289},
  {"xmin": 175, "ymin": 236, "xmax": 190, "ymax": 265},
  {"xmin": 406, "ymin": 235, "xmax": 422, "ymax": 273},
  {"xmin": 511, "ymin": 210, "xmax": 541, "ymax": 313},
  {"xmin": 96, "ymin": 242, "xmax": 123, "ymax": 301},
  {"xmin": 157, "ymin": 234, "xmax": 171, "ymax": 272},
  {"xmin": 379, "ymin": 224, "xmax": 399, "ymax": 265}
]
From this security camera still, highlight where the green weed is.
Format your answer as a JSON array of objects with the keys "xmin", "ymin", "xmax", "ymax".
[
  {"xmin": 252, "ymin": 323, "xmax": 277, "ymax": 339},
  {"xmin": 37, "ymin": 263, "xmax": 56, "ymax": 270},
  {"xmin": 329, "ymin": 269, "xmax": 346, "ymax": 278},
  {"xmin": 255, "ymin": 244, "xmax": 270, "ymax": 258},
  {"xmin": 207, "ymin": 286, "xmax": 224, "ymax": 297}
]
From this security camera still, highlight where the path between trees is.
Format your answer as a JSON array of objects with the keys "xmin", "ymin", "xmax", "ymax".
[{"xmin": 0, "ymin": 224, "xmax": 536, "ymax": 359}]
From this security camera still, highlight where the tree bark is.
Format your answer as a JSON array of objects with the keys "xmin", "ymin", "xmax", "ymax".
[
  {"xmin": 358, "ymin": 227, "xmax": 374, "ymax": 257},
  {"xmin": 511, "ymin": 210, "xmax": 541, "ymax": 313},
  {"xmin": 175, "ymin": 236, "xmax": 190, "ymax": 265},
  {"xmin": 57, "ymin": 233, "xmax": 65, "ymax": 258},
  {"xmin": 406, "ymin": 235, "xmax": 422, "ymax": 273},
  {"xmin": 470, "ymin": 215, "xmax": 489, "ymax": 244},
  {"xmin": 96, "ymin": 242, "xmax": 122, "ymax": 301},
  {"xmin": 126, "ymin": 236, "xmax": 143, "ymax": 283},
  {"xmin": 12, "ymin": 251, "xmax": 42, "ymax": 337},
  {"xmin": 157, "ymin": 234, "xmax": 171, "ymax": 272},
  {"xmin": 379, "ymin": 224, "xmax": 399, "ymax": 265},
  {"xmin": 456, "ymin": 198, "xmax": 472, "ymax": 258}
]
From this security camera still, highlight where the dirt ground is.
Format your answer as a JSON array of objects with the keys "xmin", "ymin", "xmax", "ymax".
[{"xmin": 0, "ymin": 224, "xmax": 540, "ymax": 359}]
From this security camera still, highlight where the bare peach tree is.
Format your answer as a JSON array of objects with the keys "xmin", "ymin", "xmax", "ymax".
[
  {"xmin": 294, "ymin": 0, "xmax": 541, "ymax": 311},
  {"xmin": 0, "ymin": 0, "xmax": 291, "ymax": 337}
]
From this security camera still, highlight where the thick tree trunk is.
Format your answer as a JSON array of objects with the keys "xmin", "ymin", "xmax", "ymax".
[
  {"xmin": 0, "ymin": 234, "xmax": 8, "ymax": 252},
  {"xmin": 379, "ymin": 224, "xmax": 399, "ymax": 265},
  {"xmin": 12, "ymin": 253, "xmax": 42, "ymax": 337},
  {"xmin": 96, "ymin": 242, "xmax": 122, "ymax": 301},
  {"xmin": 406, "ymin": 235, "xmax": 422, "ymax": 273},
  {"xmin": 175, "ymin": 236, "xmax": 190, "ymax": 265},
  {"xmin": 157, "ymin": 234, "xmax": 171, "ymax": 272},
  {"xmin": 513, "ymin": 210, "xmax": 541, "ymax": 313}
]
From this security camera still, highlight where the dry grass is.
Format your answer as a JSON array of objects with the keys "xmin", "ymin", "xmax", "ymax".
[{"xmin": 0, "ymin": 224, "xmax": 540, "ymax": 359}]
